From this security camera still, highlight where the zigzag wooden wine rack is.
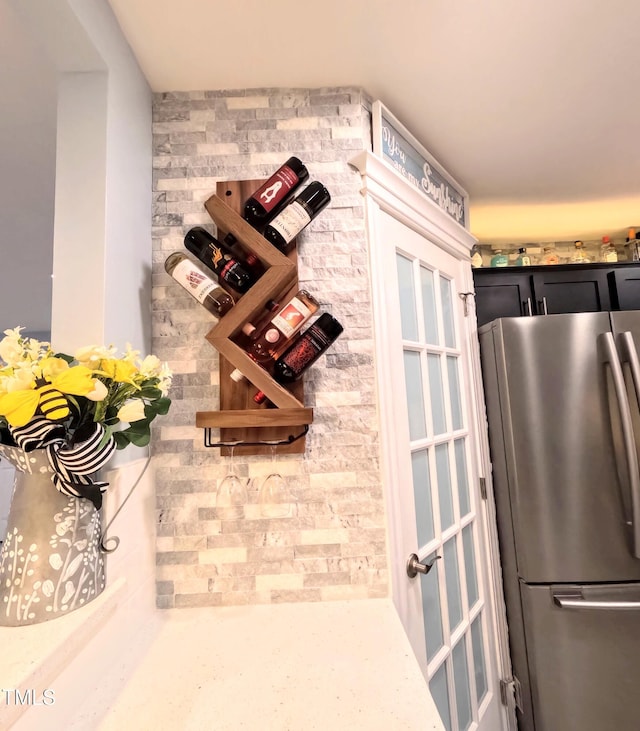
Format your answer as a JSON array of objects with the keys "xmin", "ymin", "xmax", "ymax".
[{"xmin": 194, "ymin": 180, "xmax": 313, "ymax": 456}]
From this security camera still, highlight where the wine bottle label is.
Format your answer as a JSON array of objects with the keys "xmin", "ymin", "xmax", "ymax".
[
  {"xmin": 270, "ymin": 297, "xmax": 314, "ymax": 339},
  {"xmin": 207, "ymin": 243, "xmax": 225, "ymax": 271},
  {"xmin": 281, "ymin": 330, "xmax": 329, "ymax": 372},
  {"xmin": 172, "ymin": 259, "xmax": 218, "ymax": 304},
  {"xmin": 220, "ymin": 259, "xmax": 250, "ymax": 290},
  {"xmin": 268, "ymin": 202, "xmax": 311, "ymax": 244},
  {"xmin": 253, "ymin": 166, "xmax": 300, "ymax": 214}
]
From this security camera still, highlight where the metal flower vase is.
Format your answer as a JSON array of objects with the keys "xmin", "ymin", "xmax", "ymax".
[{"xmin": 0, "ymin": 445, "xmax": 105, "ymax": 626}]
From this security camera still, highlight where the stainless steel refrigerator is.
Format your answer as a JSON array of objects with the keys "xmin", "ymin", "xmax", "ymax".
[{"xmin": 479, "ymin": 311, "xmax": 640, "ymax": 731}]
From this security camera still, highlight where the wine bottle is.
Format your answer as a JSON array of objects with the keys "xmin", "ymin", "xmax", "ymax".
[
  {"xmin": 236, "ymin": 299, "xmax": 281, "ymax": 343},
  {"xmin": 184, "ymin": 227, "xmax": 255, "ymax": 295},
  {"xmin": 164, "ymin": 252, "xmax": 235, "ymax": 317},
  {"xmin": 243, "ymin": 156, "xmax": 309, "ymax": 227},
  {"xmin": 263, "ymin": 181, "xmax": 331, "ymax": 254},
  {"xmin": 230, "ymin": 289, "xmax": 320, "ymax": 382},
  {"xmin": 253, "ymin": 313, "xmax": 344, "ymax": 404},
  {"xmin": 221, "ymin": 232, "xmax": 264, "ymax": 277}
]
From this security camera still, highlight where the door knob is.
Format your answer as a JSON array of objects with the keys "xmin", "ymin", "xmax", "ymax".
[{"xmin": 406, "ymin": 553, "xmax": 441, "ymax": 578}]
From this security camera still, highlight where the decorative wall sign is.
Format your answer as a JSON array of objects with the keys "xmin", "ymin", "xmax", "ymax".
[{"xmin": 372, "ymin": 101, "xmax": 469, "ymax": 229}]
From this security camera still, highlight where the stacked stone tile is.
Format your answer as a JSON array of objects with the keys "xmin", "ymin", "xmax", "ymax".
[{"xmin": 151, "ymin": 87, "xmax": 388, "ymax": 607}]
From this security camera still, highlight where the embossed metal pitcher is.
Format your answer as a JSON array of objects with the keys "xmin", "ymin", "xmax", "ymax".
[{"xmin": 0, "ymin": 445, "xmax": 105, "ymax": 626}]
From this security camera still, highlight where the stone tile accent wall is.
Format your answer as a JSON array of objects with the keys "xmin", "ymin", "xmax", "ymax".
[{"xmin": 151, "ymin": 87, "xmax": 388, "ymax": 608}]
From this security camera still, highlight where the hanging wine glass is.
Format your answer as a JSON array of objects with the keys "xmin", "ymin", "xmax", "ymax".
[
  {"xmin": 216, "ymin": 444, "xmax": 248, "ymax": 520},
  {"xmin": 257, "ymin": 443, "xmax": 293, "ymax": 518}
]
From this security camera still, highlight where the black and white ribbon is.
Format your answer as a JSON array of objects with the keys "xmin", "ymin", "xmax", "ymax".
[{"xmin": 11, "ymin": 417, "xmax": 116, "ymax": 510}]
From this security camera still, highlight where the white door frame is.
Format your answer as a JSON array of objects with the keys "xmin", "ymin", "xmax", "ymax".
[{"xmin": 349, "ymin": 151, "xmax": 517, "ymax": 730}]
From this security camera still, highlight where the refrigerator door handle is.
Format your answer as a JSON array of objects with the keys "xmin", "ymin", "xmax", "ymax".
[
  {"xmin": 553, "ymin": 592, "xmax": 640, "ymax": 611},
  {"xmin": 600, "ymin": 331, "xmax": 640, "ymax": 558},
  {"xmin": 619, "ymin": 330, "xmax": 640, "ymax": 404}
]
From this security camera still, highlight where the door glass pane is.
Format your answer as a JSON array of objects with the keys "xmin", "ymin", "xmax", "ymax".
[
  {"xmin": 427, "ymin": 353, "xmax": 446, "ymax": 434},
  {"xmin": 412, "ymin": 449, "xmax": 435, "ymax": 546},
  {"xmin": 462, "ymin": 524, "xmax": 479, "ymax": 609},
  {"xmin": 397, "ymin": 254, "xmax": 418, "ymax": 341},
  {"xmin": 403, "ymin": 350, "xmax": 427, "ymax": 440},
  {"xmin": 421, "ymin": 552, "xmax": 444, "ymax": 661},
  {"xmin": 435, "ymin": 443, "xmax": 454, "ymax": 530},
  {"xmin": 447, "ymin": 356, "xmax": 463, "ymax": 431},
  {"xmin": 440, "ymin": 275, "xmax": 456, "ymax": 348},
  {"xmin": 420, "ymin": 265, "xmax": 439, "ymax": 345},
  {"xmin": 471, "ymin": 614, "xmax": 488, "ymax": 703},
  {"xmin": 444, "ymin": 537, "xmax": 463, "ymax": 632},
  {"xmin": 452, "ymin": 638, "xmax": 473, "ymax": 731},
  {"xmin": 454, "ymin": 439, "xmax": 470, "ymax": 517},
  {"xmin": 430, "ymin": 662, "xmax": 452, "ymax": 731}
]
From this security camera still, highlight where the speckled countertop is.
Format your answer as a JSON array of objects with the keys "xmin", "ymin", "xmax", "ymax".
[{"xmin": 12, "ymin": 597, "xmax": 445, "ymax": 730}]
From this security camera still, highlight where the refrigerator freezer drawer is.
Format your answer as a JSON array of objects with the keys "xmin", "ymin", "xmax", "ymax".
[{"xmin": 520, "ymin": 581, "xmax": 640, "ymax": 731}]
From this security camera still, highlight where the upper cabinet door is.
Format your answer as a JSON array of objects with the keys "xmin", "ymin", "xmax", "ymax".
[
  {"xmin": 611, "ymin": 268, "xmax": 640, "ymax": 311},
  {"xmin": 531, "ymin": 267, "xmax": 611, "ymax": 314},
  {"xmin": 473, "ymin": 271, "xmax": 534, "ymax": 327}
]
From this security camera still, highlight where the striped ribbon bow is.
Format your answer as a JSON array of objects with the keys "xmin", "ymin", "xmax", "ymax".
[{"xmin": 11, "ymin": 417, "xmax": 116, "ymax": 510}]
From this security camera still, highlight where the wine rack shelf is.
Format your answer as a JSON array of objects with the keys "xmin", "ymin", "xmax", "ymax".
[{"xmin": 195, "ymin": 180, "xmax": 314, "ymax": 456}]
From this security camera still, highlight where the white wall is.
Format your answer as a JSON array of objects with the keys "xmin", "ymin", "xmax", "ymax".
[
  {"xmin": 0, "ymin": 0, "xmax": 57, "ymax": 338},
  {"xmin": 12, "ymin": 0, "xmax": 153, "ymax": 355}
]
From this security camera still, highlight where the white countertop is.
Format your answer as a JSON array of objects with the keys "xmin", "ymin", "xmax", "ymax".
[{"xmin": 10, "ymin": 596, "xmax": 445, "ymax": 730}]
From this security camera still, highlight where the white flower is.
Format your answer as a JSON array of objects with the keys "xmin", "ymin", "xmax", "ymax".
[
  {"xmin": 85, "ymin": 379, "xmax": 108, "ymax": 401},
  {"xmin": 123, "ymin": 343, "xmax": 141, "ymax": 364},
  {"xmin": 139, "ymin": 354, "xmax": 161, "ymax": 377},
  {"xmin": 157, "ymin": 363, "xmax": 173, "ymax": 397},
  {"xmin": 0, "ymin": 329, "xmax": 24, "ymax": 367},
  {"xmin": 117, "ymin": 400, "xmax": 146, "ymax": 423},
  {"xmin": 74, "ymin": 344, "xmax": 117, "ymax": 370},
  {"xmin": 40, "ymin": 357, "xmax": 69, "ymax": 381},
  {"xmin": 3, "ymin": 367, "xmax": 36, "ymax": 393}
]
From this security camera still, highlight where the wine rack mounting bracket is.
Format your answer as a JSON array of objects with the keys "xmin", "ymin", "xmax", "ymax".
[{"xmin": 195, "ymin": 180, "xmax": 314, "ymax": 456}]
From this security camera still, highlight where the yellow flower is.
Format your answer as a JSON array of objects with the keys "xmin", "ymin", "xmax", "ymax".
[
  {"xmin": 99, "ymin": 358, "xmax": 139, "ymax": 386},
  {"xmin": 117, "ymin": 400, "xmax": 146, "ymax": 423}
]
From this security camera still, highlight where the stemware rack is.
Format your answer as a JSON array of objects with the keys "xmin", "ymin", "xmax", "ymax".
[{"xmin": 194, "ymin": 180, "xmax": 314, "ymax": 456}]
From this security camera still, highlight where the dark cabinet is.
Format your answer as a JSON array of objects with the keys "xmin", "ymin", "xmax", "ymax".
[
  {"xmin": 474, "ymin": 270, "xmax": 534, "ymax": 327},
  {"xmin": 611, "ymin": 267, "xmax": 640, "ymax": 310},
  {"xmin": 531, "ymin": 267, "xmax": 611, "ymax": 314},
  {"xmin": 473, "ymin": 263, "xmax": 640, "ymax": 327}
]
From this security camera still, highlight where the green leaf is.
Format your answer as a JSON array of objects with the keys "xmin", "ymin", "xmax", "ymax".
[
  {"xmin": 113, "ymin": 431, "xmax": 131, "ymax": 449},
  {"xmin": 152, "ymin": 397, "xmax": 171, "ymax": 415},
  {"xmin": 112, "ymin": 418, "xmax": 152, "ymax": 449},
  {"xmin": 138, "ymin": 386, "xmax": 162, "ymax": 400}
]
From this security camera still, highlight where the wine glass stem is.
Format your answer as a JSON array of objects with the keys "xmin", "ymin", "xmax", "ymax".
[{"xmin": 229, "ymin": 445, "xmax": 235, "ymax": 476}]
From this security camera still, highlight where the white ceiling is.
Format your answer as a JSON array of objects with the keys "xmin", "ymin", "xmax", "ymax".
[{"xmin": 107, "ymin": 0, "xmax": 640, "ymax": 244}]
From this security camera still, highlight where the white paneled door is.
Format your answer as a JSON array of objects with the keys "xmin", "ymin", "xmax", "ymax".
[{"xmin": 375, "ymin": 209, "xmax": 505, "ymax": 731}]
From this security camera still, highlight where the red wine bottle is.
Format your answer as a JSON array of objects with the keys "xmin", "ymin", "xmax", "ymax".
[
  {"xmin": 184, "ymin": 227, "xmax": 255, "ymax": 295},
  {"xmin": 243, "ymin": 157, "xmax": 309, "ymax": 227},
  {"xmin": 253, "ymin": 313, "xmax": 343, "ymax": 404},
  {"xmin": 263, "ymin": 181, "xmax": 331, "ymax": 254}
]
